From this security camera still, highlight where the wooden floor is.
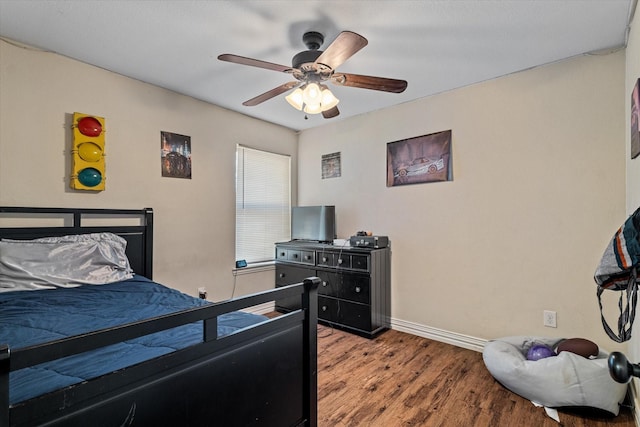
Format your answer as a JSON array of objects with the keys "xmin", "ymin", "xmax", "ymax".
[{"xmin": 316, "ymin": 326, "xmax": 636, "ymax": 427}]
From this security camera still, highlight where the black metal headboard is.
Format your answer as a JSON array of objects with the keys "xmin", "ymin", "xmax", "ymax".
[{"xmin": 0, "ymin": 207, "xmax": 154, "ymax": 279}]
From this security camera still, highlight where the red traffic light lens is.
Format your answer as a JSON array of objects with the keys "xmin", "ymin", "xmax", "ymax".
[{"xmin": 77, "ymin": 116, "xmax": 102, "ymax": 137}]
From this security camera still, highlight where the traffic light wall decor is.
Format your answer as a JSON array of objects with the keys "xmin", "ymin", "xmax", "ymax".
[{"xmin": 71, "ymin": 112, "xmax": 106, "ymax": 191}]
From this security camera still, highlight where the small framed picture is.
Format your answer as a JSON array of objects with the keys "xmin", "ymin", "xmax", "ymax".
[
  {"xmin": 322, "ymin": 152, "xmax": 341, "ymax": 179},
  {"xmin": 161, "ymin": 131, "xmax": 192, "ymax": 179}
]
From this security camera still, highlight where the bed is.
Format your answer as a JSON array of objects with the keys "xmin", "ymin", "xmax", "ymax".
[{"xmin": 0, "ymin": 206, "xmax": 319, "ymax": 427}]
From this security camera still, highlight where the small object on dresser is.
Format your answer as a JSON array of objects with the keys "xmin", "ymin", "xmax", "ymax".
[
  {"xmin": 333, "ymin": 238, "xmax": 350, "ymax": 246},
  {"xmin": 349, "ymin": 235, "xmax": 389, "ymax": 249}
]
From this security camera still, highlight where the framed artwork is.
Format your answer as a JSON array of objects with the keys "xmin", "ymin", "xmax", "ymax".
[
  {"xmin": 386, "ymin": 130, "xmax": 452, "ymax": 187},
  {"xmin": 322, "ymin": 152, "xmax": 341, "ymax": 179},
  {"xmin": 632, "ymin": 78, "xmax": 640, "ymax": 160},
  {"xmin": 161, "ymin": 131, "xmax": 192, "ymax": 179}
]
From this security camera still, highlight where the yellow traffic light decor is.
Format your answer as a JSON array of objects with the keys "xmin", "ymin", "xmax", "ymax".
[{"xmin": 71, "ymin": 112, "xmax": 106, "ymax": 191}]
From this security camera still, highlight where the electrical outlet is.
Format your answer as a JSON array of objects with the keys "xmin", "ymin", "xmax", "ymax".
[{"xmin": 543, "ymin": 310, "xmax": 557, "ymax": 328}]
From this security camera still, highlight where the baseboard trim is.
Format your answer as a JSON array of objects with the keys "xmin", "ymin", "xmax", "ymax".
[
  {"xmin": 242, "ymin": 309, "xmax": 489, "ymax": 352},
  {"xmin": 241, "ymin": 301, "xmax": 275, "ymax": 316},
  {"xmin": 390, "ymin": 318, "xmax": 487, "ymax": 353}
]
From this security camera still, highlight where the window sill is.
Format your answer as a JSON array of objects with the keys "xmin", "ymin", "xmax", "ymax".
[{"xmin": 232, "ymin": 261, "xmax": 275, "ymax": 276}]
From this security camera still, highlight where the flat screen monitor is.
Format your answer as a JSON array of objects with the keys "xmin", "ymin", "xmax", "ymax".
[{"xmin": 291, "ymin": 206, "xmax": 336, "ymax": 243}]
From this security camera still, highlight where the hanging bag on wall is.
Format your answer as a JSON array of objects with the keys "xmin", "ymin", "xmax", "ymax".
[{"xmin": 594, "ymin": 206, "xmax": 640, "ymax": 342}]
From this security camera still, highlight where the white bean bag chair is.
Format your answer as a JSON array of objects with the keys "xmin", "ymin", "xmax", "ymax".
[{"xmin": 482, "ymin": 336, "xmax": 628, "ymax": 416}]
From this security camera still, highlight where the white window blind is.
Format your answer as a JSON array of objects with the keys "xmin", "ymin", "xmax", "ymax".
[{"xmin": 236, "ymin": 145, "xmax": 291, "ymax": 263}]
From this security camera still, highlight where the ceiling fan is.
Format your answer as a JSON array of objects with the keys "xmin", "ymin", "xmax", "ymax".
[{"xmin": 218, "ymin": 31, "xmax": 408, "ymax": 119}]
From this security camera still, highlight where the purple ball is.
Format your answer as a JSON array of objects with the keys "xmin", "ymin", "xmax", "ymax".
[{"xmin": 527, "ymin": 344, "xmax": 556, "ymax": 361}]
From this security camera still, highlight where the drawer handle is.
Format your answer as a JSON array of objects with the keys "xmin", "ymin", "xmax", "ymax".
[
  {"xmin": 322, "ymin": 257, "xmax": 328, "ymax": 262},
  {"xmin": 305, "ymin": 255, "xmax": 311, "ymax": 260},
  {"xmin": 293, "ymin": 254, "xmax": 298, "ymax": 259},
  {"xmin": 322, "ymin": 281, "xmax": 328, "ymax": 287},
  {"xmin": 321, "ymin": 306, "xmax": 327, "ymax": 312},
  {"xmin": 355, "ymin": 286, "xmax": 361, "ymax": 293},
  {"xmin": 279, "ymin": 273, "xmax": 285, "ymax": 278},
  {"xmin": 280, "ymin": 252, "xmax": 286, "ymax": 257},
  {"xmin": 337, "ymin": 258, "xmax": 343, "ymax": 264}
]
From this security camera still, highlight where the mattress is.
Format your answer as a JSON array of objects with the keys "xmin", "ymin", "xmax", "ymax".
[{"xmin": 0, "ymin": 275, "xmax": 267, "ymax": 405}]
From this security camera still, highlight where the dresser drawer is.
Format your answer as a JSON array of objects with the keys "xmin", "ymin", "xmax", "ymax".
[
  {"xmin": 334, "ymin": 253, "xmax": 350, "ymax": 268},
  {"xmin": 300, "ymin": 250, "xmax": 315, "ymax": 265},
  {"xmin": 318, "ymin": 296, "xmax": 372, "ymax": 332},
  {"xmin": 276, "ymin": 264, "xmax": 314, "ymax": 286},
  {"xmin": 317, "ymin": 271, "xmax": 370, "ymax": 304},
  {"xmin": 350, "ymin": 254, "xmax": 369, "ymax": 271},
  {"xmin": 276, "ymin": 247, "xmax": 289, "ymax": 261},
  {"xmin": 287, "ymin": 250, "xmax": 302, "ymax": 263},
  {"xmin": 317, "ymin": 252, "xmax": 336, "ymax": 267},
  {"xmin": 276, "ymin": 247, "xmax": 315, "ymax": 265},
  {"xmin": 275, "ymin": 264, "xmax": 315, "ymax": 313}
]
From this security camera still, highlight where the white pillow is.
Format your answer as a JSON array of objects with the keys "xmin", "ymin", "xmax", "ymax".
[{"xmin": 0, "ymin": 232, "xmax": 133, "ymax": 292}]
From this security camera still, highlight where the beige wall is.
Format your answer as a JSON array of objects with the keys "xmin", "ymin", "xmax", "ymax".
[
  {"xmin": 0, "ymin": 40, "xmax": 298, "ymax": 301},
  {"xmin": 624, "ymin": 7, "xmax": 640, "ymax": 420},
  {"xmin": 628, "ymin": 10, "xmax": 640, "ymax": 215},
  {"xmin": 298, "ymin": 51, "xmax": 627, "ymax": 349}
]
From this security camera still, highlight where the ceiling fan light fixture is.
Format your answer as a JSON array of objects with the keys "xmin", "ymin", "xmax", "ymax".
[
  {"xmin": 287, "ymin": 84, "xmax": 339, "ymax": 115},
  {"xmin": 320, "ymin": 88, "xmax": 339, "ymax": 111},
  {"xmin": 303, "ymin": 102, "xmax": 323, "ymax": 115},
  {"xmin": 285, "ymin": 88, "xmax": 304, "ymax": 110},
  {"xmin": 302, "ymin": 83, "xmax": 322, "ymax": 106}
]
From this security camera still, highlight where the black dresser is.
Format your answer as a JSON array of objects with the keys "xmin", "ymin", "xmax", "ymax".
[{"xmin": 275, "ymin": 241, "xmax": 390, "ymax": 338}]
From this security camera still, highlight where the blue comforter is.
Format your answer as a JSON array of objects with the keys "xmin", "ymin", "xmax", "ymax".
[{"xmin": 0, "ymin": 275, "xmax": 267, "ymax": 404}]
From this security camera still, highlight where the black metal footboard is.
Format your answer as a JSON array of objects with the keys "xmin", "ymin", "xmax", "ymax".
[{"xmin": 1, "ymin": 278, "xmax": 319, "ymax": 427}]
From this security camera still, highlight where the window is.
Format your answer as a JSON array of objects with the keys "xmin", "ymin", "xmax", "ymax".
[{"xmin": 236, "ymin": 145, "xmax": 291, "ymax": 263}]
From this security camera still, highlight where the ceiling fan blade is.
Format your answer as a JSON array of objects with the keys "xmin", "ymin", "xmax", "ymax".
[
  {"xmin": 218, "ymin": 54, "xmax": 292, "ymax": 73},
  {"xmin": 332, "ymin": 73, "xmax": 408, "ymax": 93},
  {"xmin": 315, "ymin": 31, "xmax": 368, "ymax": 70},
  {"xmin": 322, "ymin": 106, "xmax": 340, "ymax": 119},
  {"xmin": 242, "ymin": 81, "xmax": 300, "ymax": 106}
]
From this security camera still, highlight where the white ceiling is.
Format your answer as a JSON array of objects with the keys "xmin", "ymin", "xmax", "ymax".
[{"xmin": 0, "ymin": 0, "xmax": 636, "ymax": 131}]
